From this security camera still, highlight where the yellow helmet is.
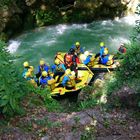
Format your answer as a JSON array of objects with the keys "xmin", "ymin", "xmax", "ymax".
[
  {"xmin": 84, "ymin": 51, "xmax": 89, "ymax": 56},
  {"xmin": 28, "ymin": 66, "xmax": 34, "ymax": 72},
  {"xmin": 54, "ymin": 59, "xmax": 60, "ymax": 65},
  {"xmin": 23, "ymin": 61, "xmax": 29, "ymax": 67},
  {"xmin": 79, "ymin": 54, "xmax": 86, "ymax": 61},
  {"xmin": 65, "ymin": 69, "xmax": 71, "ymax": 75},
  {"xmin": 100, "ymin": 42, "xmax": 105, "ymax": 47},
  {"xmin": 42, "ymin": 71, "xmax": 48, "ymax": 77},
  {"xmin": 40, "ymin": 60, "xmax": 45, "ymax": 66},
  {"xmin": 75, "ymin": 42, "xmax": 80, "ymax": 46}
]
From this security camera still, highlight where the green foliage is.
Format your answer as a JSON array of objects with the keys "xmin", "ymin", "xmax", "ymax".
[
  {"xmin": 0, "ymin": 40, "xmax": 29, "ymax": 117},
  {"xmin": 135, "ymin": 4, "xmax": 140, "ymax": 33},
  {"xmin": 117, "ymin": 43, "xmax": 140, "ymax": 81},
  {"xmin": 80, "ymin": 125, "xmax": 96, "ymax": 140},
  {"xmin": 78, "ymin": 98, "xmax": 97, "ymax": 110},
  {"xmin": 32, "ymin": 87, "xmax": 62, "ymax": 112},
  {"xmin": 0, "ymin": 0, "xmax": 12, "ymax": 7},
  {"xmin": 105, "ymin": 4, "xmax": 140, "ymax": 108},
  {"xmin": 35, "ymin": 9, "xmax": 60, "ymax": 26}
]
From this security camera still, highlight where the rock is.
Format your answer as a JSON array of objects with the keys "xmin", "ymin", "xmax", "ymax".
[
  {"xmin": 0, "ymin": 1, "xmax": 24, "ymax": 38},
  {"xmin": 94, "ymin": 78, "xmax": 104, "ymax": 88},
  {"xmin": 25, "ymin": 0, "xmax": 36, "ymax": 6}
]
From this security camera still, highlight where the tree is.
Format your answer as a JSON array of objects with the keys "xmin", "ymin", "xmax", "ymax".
[{"xmin": 0, "ymin": 40, "xmax": 28, "ymax": 116}]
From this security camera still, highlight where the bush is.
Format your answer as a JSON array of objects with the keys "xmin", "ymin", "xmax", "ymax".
[
  {"xmin": 35, "ymin": 9, "xmax": 60, "ymax": 26},
  {"xmin": 32, "ymin": 87, "xmax": 62, "ymax": 112},
  {"xmin": 0, "ymin": 40, "xmax": 29, "ymax": 117},
  {"xmin": 105, "ymin": 4, "xmax": 140, "ymax": 107},
  {"xmin": 0, "ymin": 0, "xmax": 12, "ymax": 7}
]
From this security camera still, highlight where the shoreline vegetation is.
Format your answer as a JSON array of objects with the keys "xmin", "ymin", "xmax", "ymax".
[{"xmin": 0, "ymin": 0, "xmax": 139, "ymax": 41}]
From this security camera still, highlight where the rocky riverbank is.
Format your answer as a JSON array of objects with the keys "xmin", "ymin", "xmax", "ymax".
[{"xmin": 0, "ymin": 0, "xmax": 139, "ymax": 40}]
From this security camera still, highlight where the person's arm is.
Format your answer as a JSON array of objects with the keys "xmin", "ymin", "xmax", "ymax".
[
  {"xmin": 100, "ymin": 47, "xmax": 104, "ymax": 57},
  {"xmin": 83, "ymin": 56, "xmax": 91, "ymax": 65},
  {"xmin": 44, "ymin": 65, "xmax": 49, "ymax": 72},
  {"xmin": 80, "ymin": 47, "xmax": 84, "ymax": 53},
  {"xmin": 71, "ymin": 45, "xmax": 75, "ymax": 49},
  {"xmin": 61, "ymin": 64, "xmax": 66, "ymax": 71},
  {"xmin": 37, "ymin": 66, "xmax": 40, "ymax": 73},
  {"xmin": 51, "ymin": 64, "xmax": 56, "ymax": 73},
  {"xmin": 61, "ymin": 76, "xmax": 69, "ymax": 86},
  {"xmin": 64, "ymin": 54, "xmax": 66, "ymax": 64},
  {"xmin": 72, "ymin": 55, "xmax": 77, "ymax": 66}
]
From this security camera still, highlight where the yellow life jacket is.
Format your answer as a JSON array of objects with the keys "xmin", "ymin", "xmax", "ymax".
[
  {"xmin": 66, "ymin": 75, "xmax": 76, "ymax": 88},
  {"xmin": 56, "ymin": 65, "xmax": 65, "ymax": 72},
  {"xmin": 55, "ymin": 53, "xmax": 64, "ymax": 64},
  {"xmin": 29, "ymin": 79, "xmax": 37, "ymax": 87},
  {"xmin": 47, "ymin": 78, "xmax": 56, "ymax": 90},
  {"xmin": 87, "ymin": 56, "xmax": 95, "ymax": 67},
  {"xmin": 106, "ymin": 59, "xmax": 114, "ymax": 66},
  {"xmin": 103, "ymin": 48, "xmax": 109, "ymax": 55}
]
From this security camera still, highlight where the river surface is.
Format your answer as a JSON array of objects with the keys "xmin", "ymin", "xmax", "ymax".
[{"xmin": 7, "ymin": 15, "xmax": 138, "ymax": 71}]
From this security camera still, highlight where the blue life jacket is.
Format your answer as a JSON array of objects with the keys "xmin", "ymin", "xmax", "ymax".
[
  {"xmin": 22, "ymin": 68, "xmax": 28, "ymax": 78},
  {"xmin": 71, "ymin": 45, "xmax": 84, "ymax": 54},
  {"xmin": 83, "ymin": 55, "xmax": 92, "ymax": 65},
  {"xmin": 61, "ymin": 75, "xmax": 70, "ymax": 86},
  {"xmin": 40, "ymin": 76, "xmax": 52, "ymax": 85},
  {"xmin": 38, "ymin": 64, "xmax": 49, "ymax": 74},
  {"xmin": 51, "ymin": 64, "xmax": 66, "ymax": 73},
  {"xmin": 100, "ymin": 55, "xmax": 109, "ymax": 65},
  {"xmin": 99, "ymin": 46, "xmax": 105, "ymax": 57}
]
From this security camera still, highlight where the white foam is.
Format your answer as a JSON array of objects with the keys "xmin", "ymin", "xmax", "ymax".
[
  {"xmin": 7, "ymin": 40, "xmax": 21, "ymax": 53},
  {"xmin": 101, "ymin": 20, "xmax": 114, "ymax": 26},
  {"xmin": 109, "ymin": 36, "xmax": 131, "ymax": 50},
  {"xmin": 46, "ymin": 39, "xmax": 56, "ymax": 46},
  {"xmin": 72, "ymin": 24, "xmax": 88, "ymax": 29},
  {"xmin": 117, "ymin": 15, "xmax": 140, "ymax": 26},
  {"xmin": 56, "ymin": 24, "xmax": 67, "ymax": 35}
]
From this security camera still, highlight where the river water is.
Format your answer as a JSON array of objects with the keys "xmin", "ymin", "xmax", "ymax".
[{"xmin": 7, "ymin": 15, "xmax": 138, "ymax": 70}]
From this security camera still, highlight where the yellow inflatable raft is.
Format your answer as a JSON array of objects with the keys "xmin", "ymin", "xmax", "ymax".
[
  {"xmin": 49, "ymin": 64, "xmax": 93, "ymax": 97},
  {"xmin": 56, "ymin": 52, "xmax": 120, "ymax": 72}
]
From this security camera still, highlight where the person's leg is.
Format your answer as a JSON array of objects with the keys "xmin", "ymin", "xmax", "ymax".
[
  {"xmin": 57, "ymin": 72, "xmax": 64, "ymax": 82},
  {"xmin": 71, "ymin": 65, "xmax": 78, "ymax": 78},
  {"xmin": 54, "ymin": 72, "xmax": 64, "ymax": 83},
  {"xmin": 95, "ymin": 53, "xmax": 100, "ymax": 58}
]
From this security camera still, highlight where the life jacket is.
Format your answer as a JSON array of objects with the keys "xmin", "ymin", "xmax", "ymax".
[
  {"xmin": 22, "ymin": 67, "xmax": 30, "ymax": 78},
  {"xmin": 56, "ymin": 64, "xmax": 65, "ymax": 72},
  {"xmin": 29, "ymin": 79, "xmax": 37, "ymax": 87},
  {"xmin": 75, "ymin": 47, "xmax": 80, "ymax": 55},
  {"xmin": 39, "ymin": 76, "xmax": 51, "ymax": 85},
  {"xmin": 39, "ymin": 64, "xmax": 49, "ymax": 73},
  {"xmin": 47, "ymin": 78, "xmax": 56, "ymax": 90},
  {"xmin": 87, "ymin": 56, "xmax": 95, "ymax": 67},
  {"xmin": 40, "ymin": 65, "xmax": 45, "ymax": 72},
  {"xmin": 64, "ymin": 54, "xmax": 73, "ymax": 67},
  {"xmin": 103, "ymin": 48, "xmax": 109, "ymax": 55},
  {"xmin": 106, "ymin": 59, "xmax": 114, "ymax": 66},
  {"xmin": 66, "ymin": 75, "xmax": 76, "ymax": 88},
  {"xmin": 76, "ymin": 57, "xmax": 80, "ymax": 64},
  {"xmin": 118, "ymin": 47, "xmax": 126, "ymax": 53},
  {"xmin": 55, "ymin": 53, "xmax": 64, "ymax": 64},
  {"xmin": 100, "ymin": 55, "xmax": 109, "ymax": 65}
]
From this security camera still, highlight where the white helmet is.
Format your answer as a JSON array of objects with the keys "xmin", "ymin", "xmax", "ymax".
[
  {"xmin": 84, "ymin": 51, "xmax": 89, "ymax": 56},
  {"xmin": 80, "ymin": 54, "xmax": 86, "ymax": 61},
  {"xmin": 71, "ymin": 71, "xmax": 75, "ymax": 76}
]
